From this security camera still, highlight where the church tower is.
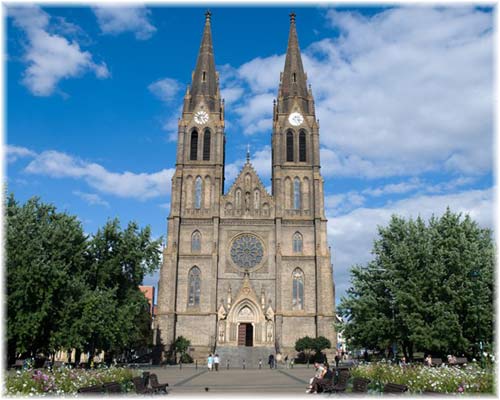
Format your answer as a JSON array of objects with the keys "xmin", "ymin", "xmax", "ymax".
[
  {"xmin": 271, "ymin": 13, "xmax": 336, "ymax": 348},
  {"xmin": 157, "ymin": 10, "xmax": 225, "ymax": 355}
]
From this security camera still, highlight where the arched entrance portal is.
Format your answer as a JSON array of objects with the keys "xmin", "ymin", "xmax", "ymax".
[
  {"xmin": 237, "ymin": 305, "xmax": 254, "ymax": 347},
  {"xmin": 238, "ymin": 323, "xmax": 253, "ymax": 346}
]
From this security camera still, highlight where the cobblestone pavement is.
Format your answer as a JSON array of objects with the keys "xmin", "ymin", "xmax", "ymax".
[{"xmin": 143, "ymin": 366, "xmax": 316, "ymax": 395}]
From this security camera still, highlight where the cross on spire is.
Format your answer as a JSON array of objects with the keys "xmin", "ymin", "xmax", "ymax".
[{"xmin": 246, "ymin": 144, "xmax": 250, "ymax": 163}]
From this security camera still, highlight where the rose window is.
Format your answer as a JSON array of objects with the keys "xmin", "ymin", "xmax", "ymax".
[{"xmin": 230, "ymin": 234, "xmax": 264, "ymax": 268}]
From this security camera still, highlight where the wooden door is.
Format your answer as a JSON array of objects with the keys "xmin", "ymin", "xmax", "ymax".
[{"xmin": 237, "ymin": 324, "xmax": 246, "ymax": 346}]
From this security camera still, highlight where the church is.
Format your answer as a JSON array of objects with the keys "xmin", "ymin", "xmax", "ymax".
[{"xmin": 157, "ymin": 11, "xmax": 336, "ymax": 363}]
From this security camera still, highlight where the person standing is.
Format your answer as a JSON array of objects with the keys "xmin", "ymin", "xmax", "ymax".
[
  {"xmin": 207, "ymin": 354, "xmax": 213, "ymax": 371},
  {"xmin": 268, "ymin": 354, "xmax": 274, "ymax": 369},
  {"xmin": 214, "ymin": 354, "xmax": 220, "ymax": 371}
]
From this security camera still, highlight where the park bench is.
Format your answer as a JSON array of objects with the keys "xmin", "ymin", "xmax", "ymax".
[
  {"xmin": 150, "ymin": 373, "xmax": 169, "ymax": 393},
  {"xmin": 132, "ymin": 377, "xmax": 154, "ymax": 394},
  {"xmin": 431, "ymin": 358, "xmax": 442, "ymax": 367},
  {"xmin": 103, "ymin": 382, "xmax": 122, "ymax": 393},
  {"xmin": 448, "ymin": 357, "xmax": 468, "ymax": 366},
  {"xmin": 323, "ymin": 370, "xmax": 350, "ymax": 393},
  {"xmin": 383, "ymin": 383, "xmax": 408, "ymax": 393},
  {"xmin": 77, "ymin": 384, "xmax": 104, "ymax": 393},
  {"xmin": 12, "ymin": 360, "xmax": 24, "ymax": 370},
  {"xmin": 352, "ymin": 377, "xmax": 371, "ymax": 393}
]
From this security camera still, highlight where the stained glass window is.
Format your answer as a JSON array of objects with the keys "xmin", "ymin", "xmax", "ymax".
[
  {"xmin": 195, "ymin": 177, "xmax": 202, "ymax": 209},
  {"xmin": 192, "ymin": 231, "xmax": 201, "ymax": 252},
  {"xmin": 294, "ymin": 178, "xmax": 301, "ymax": 209},
  {"xmin": 293, "ymin": 232, "xmax": 303, "ymax": 253},
  {"xmin": 230, "ymin": 234, "xmax": 264, "ymax": 269}
]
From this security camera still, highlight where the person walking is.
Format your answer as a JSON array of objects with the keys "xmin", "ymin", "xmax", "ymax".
[
  {"xmin": 214, "ymin": 354, "xmax": 220, "ymax": 371},
  {"xmin": 207, "ymin": 354, "xmax": 213, "ymax": 371},
  {"xmin": 268, "ymin": 354, "xmax": 274, "ymax": 369},
  {"xmin": 335, "ymin": 352, "xmax": 340, "ymax": 368}
]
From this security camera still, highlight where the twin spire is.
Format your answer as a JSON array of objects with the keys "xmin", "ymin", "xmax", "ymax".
[
  {"xmin": 188, "ymin": 11, "xmax": 310, "ymax": 120},
  {"xmin": 280, "ymin": 12, "xmax": 309, "ymax": 102},
  {"xmin": 189, "ymin": 10, "xmax": 218, "ymax": 112}
]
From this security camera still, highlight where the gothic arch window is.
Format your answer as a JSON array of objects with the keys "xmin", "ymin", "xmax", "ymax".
[
  {"xmin": 286, "ymin": 131, "xmax": 294, "ymax": 162},
  {"xmin": 194, "ymin": 177, "xmax": 202, "ymax": 209},
  {"xmin": 293, "ymin": 232, "xmax": 303, "ymax": 253},
  {"xmin": 191, "ymin": 231, "xmax": 201, "ymax": 253},
  {"xmin": 294, "ymin": 178, "xmax": 301, "ymax": 210},
  {"xmin": 190, "ymin": 130, "xmax": 198, "ymax": 161},
  {"xmin": 299, "ymin": 131, "xmax": 307, "ymax": 162},
  {"xmin": 292, "ymin": 268, "xmax": 304, "ymax": 310},
  {"xmin": 203, "ymin": 129, "xmax": 211, "ymax": 161},
  {"xmin": 188, "ymin": 266, "xmax": 201, "ymax": 306}
]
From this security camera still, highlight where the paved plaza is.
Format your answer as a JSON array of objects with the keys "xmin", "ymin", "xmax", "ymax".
[{"xmin": 144, "ymin": 366, "xmax": 314, "ymax": 395}]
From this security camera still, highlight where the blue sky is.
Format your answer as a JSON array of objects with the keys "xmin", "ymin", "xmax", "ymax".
[{"xmin": 5, "ymin": 5, "xmax": 495, "ymax": 305}]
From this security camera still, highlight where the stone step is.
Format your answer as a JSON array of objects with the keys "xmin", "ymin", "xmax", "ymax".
[{"xmin": 214, "ymin": 346, "xmax": 276, "ymax": 369}]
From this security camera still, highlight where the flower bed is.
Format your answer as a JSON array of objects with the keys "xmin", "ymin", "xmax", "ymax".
[
  {"xmin": 350, "ymin": 362, "xmax": 495, "ymax": 394},
  {"xmin": 5, "ymin": 366, "xmax": 139, "ymax": 395}
]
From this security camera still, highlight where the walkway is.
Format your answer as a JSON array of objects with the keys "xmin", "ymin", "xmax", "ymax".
[{"xmin": 143, "ymin": 366, "xmax": 313, "ymax": 395}]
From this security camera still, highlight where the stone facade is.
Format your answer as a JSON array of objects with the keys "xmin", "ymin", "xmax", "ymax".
[{"xmin": 156, "ymin": 11, "xmax": 336, "ymax": 362}]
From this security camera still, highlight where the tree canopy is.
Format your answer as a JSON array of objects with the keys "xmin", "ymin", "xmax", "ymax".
[
  {"xmin": 338, "ymin": 209, "xmax": 494, "ymax": 360},
  {"xmin": 6, "ymin": 194, "xmax": 162, "ymax": 364}
]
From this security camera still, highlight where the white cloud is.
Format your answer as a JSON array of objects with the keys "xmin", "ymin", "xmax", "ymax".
[
  {"xmin": 9, "ymin": 6, "xmax": 109, "ymax": 96},
  {"xmin": 73, "ymin": 191, "xmax": 109, "ymax": 208},
  {"xmin": 6, "ymin": 145, "xmax": 37, "ymax": 163},
  {"xmin": 329, "ymin": 188, "xmax": 493, "ymax": 303},
  {"xmin": 148, "ymin": 78, "xmax": 182, "ymax": 103},
  {"xmin": 92, "ymin": 6, "xmax": 156, "ymax": 40},
  {"xmin": 219, "ymin": 7, "xmax": 493, "ymax": 178},
  {"xmin": 25, "ymin": 150, "xmax": 174, "ymax": 200},
  {"xmin": 362, "ymin": 178, "xmax": 422, "ymax": 197},
  {"xmin": 311, "ymin": 7, "xmax": 493, "ymax": 177}
]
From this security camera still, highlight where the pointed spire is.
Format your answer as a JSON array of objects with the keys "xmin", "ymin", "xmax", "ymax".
[
  {"xmin": 189, "ymin": 10, "xmax": 218, "ymax": 111},
  {"xmin": 246, "ymin": 144, "xmax": 250, "ymax": 163},
  {"xmin": 279, "ymin": 12, "xmax": 309, "ymax": 113}
]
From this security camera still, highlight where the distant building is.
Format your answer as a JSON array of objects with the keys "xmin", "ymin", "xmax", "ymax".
[
  {"xmin": 335, "ymin": 314, "xmax": 347, "ymax": 353},
  {"xmin": 139, "ymin": 285, "xmax": 155, "ymax": 315}
]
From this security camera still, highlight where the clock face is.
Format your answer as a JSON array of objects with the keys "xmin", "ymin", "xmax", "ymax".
[
  {"xmin": 289, "ymin": 112, "xmax": 304, "ymax": 126},
  {"xmin": 194, "ymin": 111, "xmax": 209, "ymax": 125}
]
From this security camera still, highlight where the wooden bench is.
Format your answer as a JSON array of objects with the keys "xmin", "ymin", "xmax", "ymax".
[
  {"xmin": 132, "ymin": 377, "xmax": 154, "ymax": 394},
  {"xmin": 150, "ymin": 373, "xmax": 169, "ymax": 393},
  {"xmin": 431, "ymin": 358, "xmax": 443, "ymax": 367},
  {"xmin": 449, "ymin": 357, "xmax": 468, "ymax": 366},
  {"xmin": 383, "ymin": 383, "xmax": 408, "ymax": 393},
  {"xmin": 323, "ymin": 370, "xmax": 350, "ymax": 393},
  {"xmin": 103, "ymin": 382, "xmax": 122, "ymax": 393},
  {"xmin": 77, "ymin": 384, "xmax": 104, "ymax": 393},
  {"xmin": 12, "ymin": 360, "xmax": 24, "ymax": 370},
  {"xmin": 352, "ymin": 377, "xmax": 371, "ymax": 393}
]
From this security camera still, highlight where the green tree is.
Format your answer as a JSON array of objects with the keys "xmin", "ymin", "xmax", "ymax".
[
  {"xmin": 6, "ymin": 194, "xmax": 162, "ymax": 365},
  {"xmin": 312, "ymin": 336, "xmax": 331, "ymax": 354},
  {"xmin": 173, "ymin": 336, "xmax": 191, "ymax": 363},
  {"xmin": 295, "ymin": 336, "xmax": 315, "ymax": 362},
  {"xmin": 79, "ymin": 219, "xmax": 161, "ymax": 360},
  {"xmin": 339, "ymin": 209, "xmax": 494, "ymax": 360},
  {"xmin": 6, "ymin": 194, "xmax": 87, "ymax": 363}
]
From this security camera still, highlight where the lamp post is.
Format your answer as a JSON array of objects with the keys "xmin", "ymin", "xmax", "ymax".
[{"xmin": 470, "ymin": 270, "xmax": 483, "ymax": 368}]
